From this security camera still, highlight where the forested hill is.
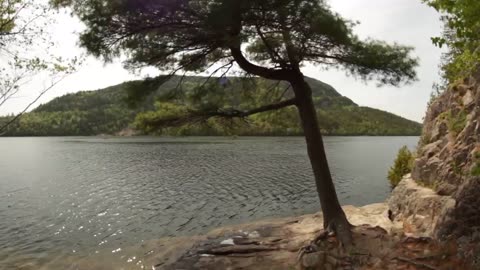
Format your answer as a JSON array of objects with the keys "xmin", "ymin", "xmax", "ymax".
[{"xmin": 0, "ymin": 76, "xmax": 422, "ymax": 136}]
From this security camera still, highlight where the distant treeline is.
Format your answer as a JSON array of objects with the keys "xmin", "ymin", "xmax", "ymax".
[{"xmin": 0, "ymin": 76, "xmax": 422, "ymax": 136}]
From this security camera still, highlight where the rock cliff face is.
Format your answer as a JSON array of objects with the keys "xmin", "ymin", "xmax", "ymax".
[{"xmin": 391, "ymin": 73, "xmax": 480, "ymax": 265}]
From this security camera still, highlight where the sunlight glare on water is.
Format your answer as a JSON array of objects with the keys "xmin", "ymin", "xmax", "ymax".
[{"xmin": 0, "ymin": 136, "xmax": 418, "ymax": 269}]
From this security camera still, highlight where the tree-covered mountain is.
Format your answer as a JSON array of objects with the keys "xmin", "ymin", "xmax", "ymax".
[{"xmin": 0, "ymin": 76, "xmax": 421, "ymax": 136}]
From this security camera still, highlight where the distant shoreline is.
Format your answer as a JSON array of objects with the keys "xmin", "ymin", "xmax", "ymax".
[{"xmin": 0, "ymin": 134, "xmax": 422, "ymax": 138}]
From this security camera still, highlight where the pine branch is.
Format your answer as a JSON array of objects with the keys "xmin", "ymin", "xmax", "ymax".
[{"xmin": 144, "ymin": 98, "xmax": 297, "ymax": 128}]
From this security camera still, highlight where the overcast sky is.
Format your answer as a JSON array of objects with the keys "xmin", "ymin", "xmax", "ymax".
[{"xmin": 0, "ymin": 0, "xmax": 443, "ymax": 122}]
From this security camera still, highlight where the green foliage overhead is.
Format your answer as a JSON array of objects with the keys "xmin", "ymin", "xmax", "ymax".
[
  {"xmin": 0, "ymin": 76, "xmax": 422, "ymax": 137},
  {"xmin": 0, "ymin": 0, "xmax": 79, "ymax": 133},
  {"xmin": 52, "ymin": 0, "xmax": 418, "ymax": 86},
  {"xmin": 424, "ymin": 0, "xmax": 480, "ymax": 48},
  {"xmin": 423, "ymin": 0, "xmax": 480, "ymax": 83},
  {"xmin": 0, "ymin": 0, "xmax": 21, "ymax": 33},
  {"xmin": 388, "ymin": 146, "xmax": 414, "ymax": 188}
]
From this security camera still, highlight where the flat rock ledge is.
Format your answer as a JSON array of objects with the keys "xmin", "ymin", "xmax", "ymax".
[
  {"xmin": 57, "ymin": 201, "xmax": 470, "ymax": 270},
  {"xmin": 388, "ymin": 174, "xmax": 456, "ymax": 238}
]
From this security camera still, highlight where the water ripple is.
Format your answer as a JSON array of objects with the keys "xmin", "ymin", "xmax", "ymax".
[{"xmin": 0, "ymin": 136, "xmax": 418, "ymax": 269}]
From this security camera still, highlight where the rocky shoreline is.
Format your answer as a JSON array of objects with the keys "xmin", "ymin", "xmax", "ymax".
[{"xmin": 45, "ymin": 192, "xmax": 468, "ymax": 270}]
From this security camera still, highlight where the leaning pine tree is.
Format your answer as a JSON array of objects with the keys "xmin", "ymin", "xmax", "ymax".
[{"xmin": 54, "ymin": 0, "xmax": 418, "ymax": 245}]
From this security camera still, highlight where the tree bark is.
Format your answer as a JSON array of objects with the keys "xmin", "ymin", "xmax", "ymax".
[{"xmin": 290, "ymin": 73, "xmax": 352, "ymax": 246}]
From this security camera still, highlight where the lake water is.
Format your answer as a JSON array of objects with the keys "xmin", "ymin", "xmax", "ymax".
[{"xmin": 0, "ymin": 136, "xmax": 418, "ymax": 269}]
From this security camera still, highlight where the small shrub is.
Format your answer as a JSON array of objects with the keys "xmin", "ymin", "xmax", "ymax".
[
  {"xmin": 451, "ymin": 159, "xmax": 465, "ymax": 176},
  {"xmin": 416, "ymin": 180, "xmax": 438, "ymax": 190},
  {"xmin": 388, "ymin": 146, "xmax": 414, "ymax": 188},
  {"xmin": 471, "ymin": 165, "xmax": 480, "ymax": 176},
  {"xmin": 445, "ymin": 109, "xmax": 467, "ymax": 136},
  {"xmin": 419, "ymin": 134, "xmax": 431, "ymax": 148},
  {"xmin": 427, "ymin": 85, "xmax": 444, "ymax": 106},
  {"xmin": 472, "ymin": 152, "xmax": 480, "ymax": 177}
]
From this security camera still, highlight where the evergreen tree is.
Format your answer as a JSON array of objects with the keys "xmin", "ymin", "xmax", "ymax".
[
  {"xmin": 388, "ymin": 146, "xmax": 414, "ymax": 188},
  {"xmin": 53, "ymin": 0, "xmax": 418, "ymax": 245}
]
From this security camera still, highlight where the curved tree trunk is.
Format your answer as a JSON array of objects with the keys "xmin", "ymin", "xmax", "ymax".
[{"xmin": 290, "ymin": 74, "xmax": 352, "ymax": 246}]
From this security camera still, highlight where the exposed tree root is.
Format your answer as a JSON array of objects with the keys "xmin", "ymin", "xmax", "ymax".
[
  {"xmin": 312, "ymin": 230, "xmax": 329, "ymax": 244},
  {"xmin": 394, "ymin": 256, "xmax": 438, "ymax": 270},
  {"xmin": 297, "ymin": 215, "xmax": 354, "ymax": 265},
  {"xmin": 326, "ymin": 215, "xmax": 354, "ymax": 249},
  {"xmin": 202, "ymin": 245, "xmax": 277, "ymax": 256},
  {"xmin": 295, "ymin": 225, "xmax": 470, "ymax": 270}
]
